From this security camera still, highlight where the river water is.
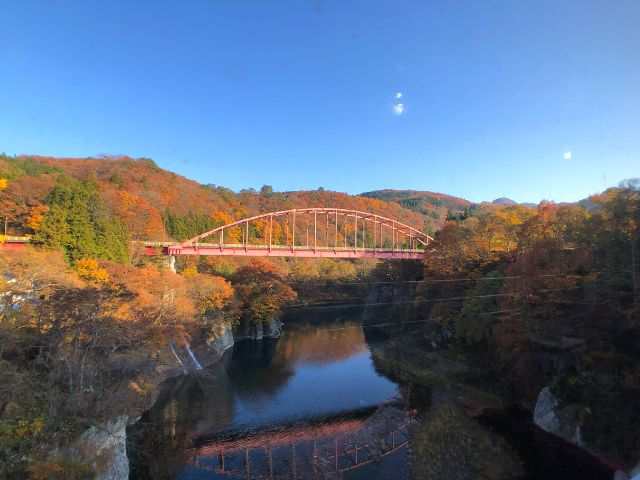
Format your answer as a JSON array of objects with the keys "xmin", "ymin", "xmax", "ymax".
[{"xmin": 127, "ymin": 309, "xmax": 614, "ymax": 479}]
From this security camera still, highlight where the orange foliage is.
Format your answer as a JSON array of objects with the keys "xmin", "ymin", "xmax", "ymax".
[
  {"xmin": 0, "ymin": 248, "xmax": 82, "ymax": 301},
  {"xmin": 103, "ymin": 262, "xmax": 196, "ymax": 345},
  {"xmin": 117, "ymin": 191, "xmax": 164, "ymax": 240},
  {"xmin": 211, "ymin": 210, "xmax": 241, "ymax": 242},
  {"xmin": 2, "ymin": 155, "xmax": 472, "ymax": 243},
  {"xmin": 232, "ymin": 259, "xmax": 297, "ymax": 324},
  {"xmin": 185, "ymin": 273, "xmax": 234, "ymax": 313}
]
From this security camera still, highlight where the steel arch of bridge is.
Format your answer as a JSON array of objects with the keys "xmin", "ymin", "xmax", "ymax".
[{"xmin": 165, "ymin": 208, "xmax": 433, "ymax": 259}]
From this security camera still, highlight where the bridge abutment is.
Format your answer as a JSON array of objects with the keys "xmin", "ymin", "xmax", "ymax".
[{"xmin": 163, "ymin": 254, "xmax": 176, "ymax": 273}]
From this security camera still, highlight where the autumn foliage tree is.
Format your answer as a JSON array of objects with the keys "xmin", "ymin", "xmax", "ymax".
[
  {"xmin": 117, "ymin": 191, "xmax": 164, "ymax": 240},
  {"xmin": 184, "ymin": 271, "xmax": 234, "ymax": 314},
  {"xmin": 232, "ymin": 259, "xmax": 297, "ymax": 325},
  {"xmin": 419, "ymin": 182, "xmax": 640, "ymax": 460},
  {"xmin": 25, "ymin": 205, "xmax": 49, "ymax": 232},
  {"xmin": 102, "ymin": 262, "xmax": 197, "ymax": 346}
]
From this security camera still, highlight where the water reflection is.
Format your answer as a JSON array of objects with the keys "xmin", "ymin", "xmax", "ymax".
[
  {"xmin": 128, "ymin": 314, "xmax": 401, "ymax": 479},
  {"xmin": 188, "ymin": 404, "xmax": 414, "ymax": 480},
  {"xmin": 271, "ymin": 320, "xmax": 368, "ymax": 367},
  {"xmin": 129, "ymin": 310, "xmax": 619, "ymax": 480}
]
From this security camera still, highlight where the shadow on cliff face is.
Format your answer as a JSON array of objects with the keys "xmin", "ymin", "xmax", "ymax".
[{"xmin": 127, "ymin": 353, "xmax": 237, "ymax": 480}]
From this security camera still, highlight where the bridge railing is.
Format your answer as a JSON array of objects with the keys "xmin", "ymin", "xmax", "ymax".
[{"xmin": 169, "ymin": 243, "xmax": 425, "ymax": 252}]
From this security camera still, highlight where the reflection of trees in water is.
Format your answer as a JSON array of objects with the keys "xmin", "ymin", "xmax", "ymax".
[
  {"xmin": 128, "ymin": 357, "xmax": 236, "ymax": 479},
  {"xmin": 227, "ymin": 338, "xmax": 295, "ymax": 398},
  {"xmin": 271, "ymin": 320, "xmax": 368, "ymax": 367},
  {"xmin": 228, "ymin": 317, "xmax": 371, "ymax": 399},
  {"xmin": 280, "ymin": 305, "xmax": 364, "ymax": 325}
]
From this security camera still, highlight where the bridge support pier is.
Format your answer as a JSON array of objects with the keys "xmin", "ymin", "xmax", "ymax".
[{"xmin": 163, "ymin": 254, "xmax": 176, "ymax": 273}]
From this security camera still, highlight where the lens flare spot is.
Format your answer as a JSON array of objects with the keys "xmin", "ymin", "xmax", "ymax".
[{"xmin": 393, "ymin": 103, "xmax": 405, "ymax": 116}]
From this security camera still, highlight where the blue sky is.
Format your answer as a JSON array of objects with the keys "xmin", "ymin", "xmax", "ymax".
[{"xmin": 1, "ymin": 0, "xmax": 638, "ymax": 203}]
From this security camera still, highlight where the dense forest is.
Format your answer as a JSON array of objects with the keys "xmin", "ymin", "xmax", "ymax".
[
  {"xmin": 373, "ymin": 182, "xmax": 640, "ymax": 469},
  {"xmin": 1, "ymin": 155, "xmax": 638, "ymax": 477},
  {"xmin": 0, "ymin": 155, "xmax": 448, "ymax": 244}
]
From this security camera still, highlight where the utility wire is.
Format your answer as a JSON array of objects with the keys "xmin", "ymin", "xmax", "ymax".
[
  {"xmin": 321, "ymin": 309, "xmax": 523, "ymax": 331},
  {"xmin": 284, "ymin": 286, "xmax": 581, "ymax": 310},
  {"xmin": 323, "ymin": 319, "xmax": 435, "ymax": 331},
  {"xmin": 286, "ymin": 269, "xmax": 632, "ymax": 286},
  {"xmin": 284, "ymin": 274, "xmax": 635, "ymax": 309}
]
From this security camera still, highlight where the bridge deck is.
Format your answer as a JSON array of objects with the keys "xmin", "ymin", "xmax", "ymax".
[{"xmin": 151, "ymin": 244, "xmax": 424, "ymax": 259}]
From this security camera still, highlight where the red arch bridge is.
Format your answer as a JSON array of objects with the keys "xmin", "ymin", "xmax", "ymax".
[{"xmin": 145, "ymin": 208, "xmax": 433, "ymax": 259}]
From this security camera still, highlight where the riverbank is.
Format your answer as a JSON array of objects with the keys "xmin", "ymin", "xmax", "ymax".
[
  {"xmin": 43, "ymin": 330, "xmax": 236, "ymax": 480},
  {"xmin": 370, "ymin": 328, "xmax": 623, "ymax": 479}
]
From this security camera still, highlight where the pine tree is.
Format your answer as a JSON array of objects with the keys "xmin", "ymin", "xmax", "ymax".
[{"xmin": 35, "ymin": 175, "xmax": 129, "ymax": 263}]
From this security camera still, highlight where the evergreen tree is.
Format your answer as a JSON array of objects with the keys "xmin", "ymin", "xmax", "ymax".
[{"xmin": 35, "ymin": 176, "xmax": 129, "ymax": 263}]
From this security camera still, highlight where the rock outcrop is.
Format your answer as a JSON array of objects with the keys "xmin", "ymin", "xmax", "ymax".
[
  {"xmin": 533, "ymin": 386, "xmax": 585, "ymax": 447},
  {"xmin": 263, "ymin": 318, "xmax": 282, "ymax": 338},
  {"xmin": 52, "ymin": 415, "xmax": 129, "ymax": 480},
  {"xmin": 209, "ymin": 324, "xmax": 235, "ymax": 354},
  {"xmin": 236, "ymin": 318, "xmax": 282, "ymax": 340},
  {"xmin": 57, "ymin": 329, "xmax": 234, "ymax": 479}
]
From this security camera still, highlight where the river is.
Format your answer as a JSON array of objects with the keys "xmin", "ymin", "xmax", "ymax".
[{"xmin": 127, "ymin": 308, "xmax": 615, "ymax": 479}]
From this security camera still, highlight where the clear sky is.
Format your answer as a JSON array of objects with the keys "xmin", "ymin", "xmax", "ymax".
[{"xmin": 1, "ymin": 0, "xmax": 638, "ymax": 203}]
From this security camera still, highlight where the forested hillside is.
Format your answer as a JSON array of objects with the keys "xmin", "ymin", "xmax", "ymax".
[
  {"xmin": 360, "ymin": 189, "xmax": 472, "ymax": 232},
  {"xmin": 1, "ymin": 155, "xmax": 440, "ymax": 246},
  {"xmin": 405, "ymin": 183, "xmax": 640, "ymax": 464}
]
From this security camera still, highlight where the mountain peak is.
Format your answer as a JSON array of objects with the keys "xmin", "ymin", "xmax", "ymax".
[{"xmin": 492, "ymin": 197, "xmax": 517, "ymax": 205}]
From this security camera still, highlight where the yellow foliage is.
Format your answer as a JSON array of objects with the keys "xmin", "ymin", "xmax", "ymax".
[
  {"xmin": 211, "ymin": 210, "xmax": 234, "ymax": 225},
  {"xmin": 211, "ymin": 210, "xmax": 242, "ymax": 243},
  {"xmin": 0, "ymin": 178, "xmax": 7, "ymax": 190},
  {"xmin": 27, "ymin": 458, "xmax": 93, "ymax": 480},
  {"xmin": 182, "ymin": 265, "xmax": 198, "ymax": 277},
  {"xmin": 14, "ymin": 417, "xmax": 45, "ymax": 438},
  {"xmin": 253, "ymin": 217, "xmax": 285, "ymax": 244},
  {"xmin": 75, "ymin": 258, "xmax": 110, "ymax": 284},
  {"xmin": 495, "ymin": 205, "xmax": 532, "ymax": 226},
  {"xmin": 118, "ymin": 190, "xmax": 135, "ymax": 209},
  {"xmin": 128, "ymin": 378, "xmax": 154, "ymax": 398},
  {"xmin": 25, "ymin": 205, "xmax": 49, "ymax": 231}
]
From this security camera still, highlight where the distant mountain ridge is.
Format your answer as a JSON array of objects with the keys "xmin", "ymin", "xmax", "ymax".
[
  {"xmin": 488, "ymin": 197, "xmax": 600, "ymax": 211},
  {"xmin": 359, "ymin": 189, "xmax": 472, "ymax": 230},
  {"xmin": 491, "ymin": 197, "xmax": 518, "ymax": 206},
  {"xmin": 490, "ymin": 197, "xmax": 539, "ymax": 209}
]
